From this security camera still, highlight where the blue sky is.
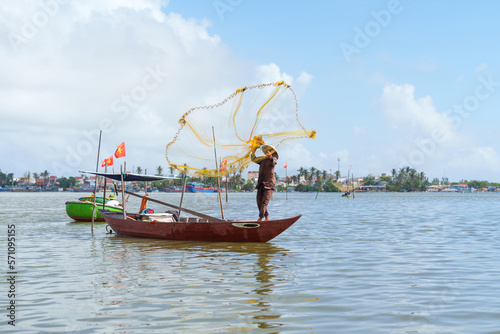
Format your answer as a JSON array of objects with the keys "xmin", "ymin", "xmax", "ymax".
[{"xmin": 2, "ymin": 0, "xmax": 500, "ymax": 182}]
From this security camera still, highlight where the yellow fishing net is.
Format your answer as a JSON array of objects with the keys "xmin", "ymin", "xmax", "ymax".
[
  {"xmin": 166, "ymin": 81, "xmax": 316, "ymax": 177},
  {"xmin": 331, "ymin": 181, "xmax": 365, "ymax": 192}
]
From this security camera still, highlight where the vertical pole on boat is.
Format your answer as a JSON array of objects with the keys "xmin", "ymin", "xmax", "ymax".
[
  {"xmin": 91, "ymin": 130, "xmax": 102, "ymax": 234},
  {"xmin": 225, "ymin": 174, "xmax": 229, "ymax": 203},
  {"xmin": 212, "ymin": 127, "xmax": 225, "ymax": 220},
  {"xmin": 178, "ymin": 176, "xmax": 187, "ymax": 219},
  {"xmin": 145, "ymin": 168, "xmax": 148, "ymax": 196},
  {"xmin": 120, "ymin": 165, "xmax": 126, "ymax": 219},
  {"xmin": 102, "ymin": 164, "xmax": 107, "ymax": 210}
]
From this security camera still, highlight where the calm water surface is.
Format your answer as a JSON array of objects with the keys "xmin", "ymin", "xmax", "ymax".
[{"xmin": 1, "ymin": 191, "xmax": 499, "ymax": 333}]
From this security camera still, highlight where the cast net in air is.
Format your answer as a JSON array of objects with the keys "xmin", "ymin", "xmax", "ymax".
[
  {"xmin": 331, "ymin": 180, "xmax": 365, "ymax": 192},
  {"xmin": 165, "ymin": 81, "xmax": 316, "ymax": 177}
]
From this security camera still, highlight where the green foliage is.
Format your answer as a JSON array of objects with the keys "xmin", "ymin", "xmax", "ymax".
[
  {"xmin": 380, "ymin": 176, "xmax": 392, "ymax": 182},
  {"xmin": 0, "ymin": 170, "xmax": 15, "ymax": 186},
  {"xmin": 459, "ymin": 180, "xmax": 490, "ymax": 190},
  {"xmin": 386, "ymin": 166, "xmax": 429, "ymax": 192},
  {"xmin": 57, "ymin": 176, "xmax": 77, "ymax": 190},
  {"xmin": 323, "ymin": 179, "xmax": 340, "ymax": 192},
  {"xmin": 363, "ymin": 176, "xmax": 377, "ymax": 186},
  {"xmin": 295, "ymin": 183, "xmax": 321, "ymax": 192},
  {"xmin": 241, "ymin": 180, "xmax": 255, "ymax": 192}
]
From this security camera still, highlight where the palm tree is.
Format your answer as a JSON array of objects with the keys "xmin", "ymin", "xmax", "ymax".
[
  {"xmin": 169, "ymin": 165, "xmax": 175, "ymax": 176},
  {"xmin": 303, "ymin": 170, "xmax": 310, "ymax": 184},
  {"xmin": 315, "ymin": 170, "xmax": 321, "ymax": 185},
  {"xmin": 297, "ymin": 167, "xmax": 304, "ymax": 179},
  {"xmin": 181, "ymin": 163, "xmax": 188, "ymax": 179},
  {"xmin": 136, "ymin": 166, "xmax": 143, "ymax": 174},
  {"xmin": 310, "ymin": 166, "xmax": 317, "ymax": 182},
  {"xmin": 419, "ymin": 171, "xmax": 425, "ymax": 182},
  {"xmin": 156, "ymin": 165, "xmax": 163, "ymax": 176}
]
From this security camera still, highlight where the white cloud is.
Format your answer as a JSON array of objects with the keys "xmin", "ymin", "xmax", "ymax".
[
  {"xmin": 352, "ymin": 125, "xmax": 366, "ymax": 136},
  {"xmin": 0, "ymin": 1, "xmax": 311, "ymax": 177},
  {"xmin": 474, "ymin": 63, "xmax": 488, "ymax": 73},
  {"xmin": 378, "ymin": 83, "xmax": 455, "ymax": 142},
  {"xmin": 256, "ymin": 63, "xmax": 294, "ymax": 85},
  {"xmin": 449, "ymin": 146, "xmax": 500, "ymax": 173},
  {"xmin": 375, "ymin": 82, "xmax": 500, "ymax": 180}
]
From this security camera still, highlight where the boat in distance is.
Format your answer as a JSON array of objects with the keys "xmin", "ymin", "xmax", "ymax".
[{"xmin": 100, "ymin": 210, "xmax": 301, "ymax": 243}]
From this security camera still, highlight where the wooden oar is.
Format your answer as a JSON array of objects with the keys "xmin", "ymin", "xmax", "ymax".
[{"xmin": 124, "ymin": 190, "xmax": 226, "ymax": 222}]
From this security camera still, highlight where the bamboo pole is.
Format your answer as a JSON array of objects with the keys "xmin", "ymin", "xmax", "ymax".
[
  {"xmin": 178, "ymin": 177, "xmax": 187, "ymax": 219},
  {"xmin": 144, "ymin": 168, "xmax": 148, "ymax": 196},
  {"xmin": 120, "ymin": 165, "xmax": 126, "ymax": 219},
  {"xmin": 225, "ymin": 175, "xmax": 229, "ymax": 202},
  {"xmin": 212, "ymin": 127, "xmax": 225, "ymax": 220},
  {"xmin": 91, "ymin": 130, "xmax": 102, "ymax": 234},
  {"xmin": 102, "ymin": 164, "xmax": 107, "ymax": 210}
]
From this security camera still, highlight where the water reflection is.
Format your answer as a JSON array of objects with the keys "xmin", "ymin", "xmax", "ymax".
[{"xmin": 88, "ymin": 235, "xmax": 289, "ymax": 332}]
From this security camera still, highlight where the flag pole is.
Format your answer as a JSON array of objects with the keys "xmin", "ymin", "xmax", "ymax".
[
  {"xmin": 120, "ymin": 164, "xmax": 126, "ymax": 219},
  {"xmin": 102, "ymin": 164, "xmax": 107, "ymax": 210},
  {"xmin": 91, "ymin": 130, "xmax": 102, "ymax": 234}
]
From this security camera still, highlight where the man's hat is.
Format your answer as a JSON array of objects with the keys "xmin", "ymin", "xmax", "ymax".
[{"xmin": 262, "ymin": 145, "xmax": 278, "ymax": 159}]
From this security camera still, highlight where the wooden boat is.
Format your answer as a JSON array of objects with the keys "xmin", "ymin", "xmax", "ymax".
[
  {"xmin": 82, "ymin": 171, "xmax": 300, "ymax": 242},
  {"xmin": 100, "ymin": 210, "xmax": 300, "ymax": 243}
]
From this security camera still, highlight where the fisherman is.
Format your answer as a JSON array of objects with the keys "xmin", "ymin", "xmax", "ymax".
[{"xmin": 251, "ymin": 145, "xmax": 278, "ymax": 221}]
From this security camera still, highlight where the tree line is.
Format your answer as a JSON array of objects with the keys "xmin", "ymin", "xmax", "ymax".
[{"xmin": 2, "ymin": 165, "xmax": 500, "ymax": 192}]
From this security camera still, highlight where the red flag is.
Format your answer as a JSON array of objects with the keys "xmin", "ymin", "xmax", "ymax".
[
  {"xmin": 220, "ymin": 158, "xmax": 227, "ymax": 172},
  {"xmin": 101, "ymin": 156, "xmax": 114, "ymax": 167},
  {"xmin": 114, "ymin": 142, "xmax": 126, "ymax": 158},
  {"xmin": 284, "ymin": 162, "xmax": 287, "ymax": 169}
]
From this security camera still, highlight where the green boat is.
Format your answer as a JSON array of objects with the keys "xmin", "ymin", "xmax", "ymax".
[{"xmin": 65, "ymin": 195, "xmax": 123, "ymax": 221}]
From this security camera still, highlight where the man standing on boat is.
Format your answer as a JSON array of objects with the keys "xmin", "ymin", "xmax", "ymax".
[{"xmin": 251, "ymin": 145, "xmax": 278, "ymax": 222}]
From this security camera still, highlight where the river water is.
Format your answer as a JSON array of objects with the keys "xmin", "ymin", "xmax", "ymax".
[{"xmin": 1, "ymin": 191, "xmax": 499, "ymax": 333}]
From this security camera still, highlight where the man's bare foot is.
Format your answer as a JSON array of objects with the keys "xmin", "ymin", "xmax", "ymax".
[
  {"xmin": 257, "ymin": 218, "xmax": 263, "ymax": 222},
  {"xmin": 265, "ymin": 216, "xmax": 270, "ymax": 221}
]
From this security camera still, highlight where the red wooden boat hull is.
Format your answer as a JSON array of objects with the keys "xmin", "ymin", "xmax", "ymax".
[{"xmin": 100, "ymin": 210, "xmax": 300, "ymax": 243}]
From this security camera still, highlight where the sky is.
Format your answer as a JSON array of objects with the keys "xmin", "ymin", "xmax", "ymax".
[{"xmin": 2, "ymin": 0, "xmax": 500, "ymax": 182}]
